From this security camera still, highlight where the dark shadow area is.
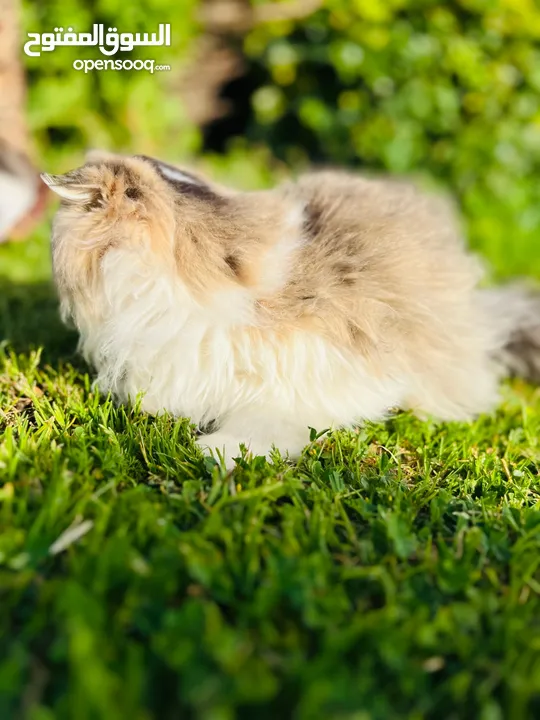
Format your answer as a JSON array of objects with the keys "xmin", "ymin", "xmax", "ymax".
[{"xmin": 0, "ymin": 278, "xmax": 81, "ymax": 366}]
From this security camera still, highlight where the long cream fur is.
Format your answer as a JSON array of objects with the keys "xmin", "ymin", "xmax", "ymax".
[{"xmin": 43, "ymin": 152, "xmax": 540, "ymax": 467}]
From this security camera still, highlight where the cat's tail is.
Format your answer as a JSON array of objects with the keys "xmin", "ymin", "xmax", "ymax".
[{"xmin": 481, "ymin": 284, "xmax": 540, "ymax": 383}]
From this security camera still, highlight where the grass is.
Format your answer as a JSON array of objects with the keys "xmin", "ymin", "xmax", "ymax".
[{"xmin": 2, "ymin": 229, "xmax": 540, "ymax": 720}]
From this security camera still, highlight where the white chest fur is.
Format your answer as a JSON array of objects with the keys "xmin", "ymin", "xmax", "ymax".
[{"xmin": 83, "ymin": 249, "xmax": 406, "ymax": 438}]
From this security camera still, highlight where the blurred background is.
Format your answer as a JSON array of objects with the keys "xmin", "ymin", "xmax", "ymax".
[{"xmin": 4, "ymin": 0, "xmax": 540, "ymax": 284}]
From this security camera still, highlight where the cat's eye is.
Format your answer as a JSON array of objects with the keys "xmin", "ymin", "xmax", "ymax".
[{"xmin": 125, "ymin": 187, "xmax": 142, "ymax": 200}]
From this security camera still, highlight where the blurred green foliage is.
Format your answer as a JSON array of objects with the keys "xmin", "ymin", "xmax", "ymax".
[
  {"xmin": 23, "ymin": 0, "xmax": 199, "ymax": 166},
  {"xmin": 22, "ymin": 0, "xmax": 540, "ymax": 273},
  {"xmin": 21, "ymin": 0, "xmax": 284, "ymax": 192}
]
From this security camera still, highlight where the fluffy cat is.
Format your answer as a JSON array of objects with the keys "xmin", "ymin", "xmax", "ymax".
[{"xmin": 42, "ymin": 151, "xmax": 540, "ymax": 468}]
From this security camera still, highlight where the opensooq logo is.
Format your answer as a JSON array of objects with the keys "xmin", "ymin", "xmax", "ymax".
[{"xmin": 24, "ymin": 23, "xmax": 171, "ymax": 57}]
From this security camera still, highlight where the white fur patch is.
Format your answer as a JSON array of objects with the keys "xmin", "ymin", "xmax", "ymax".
[
  {"xmin": 257, "ymin": 202, "xmax": 306, "ymax": 296},
  {"xmin": 75, "ymin": 244, "xmax": 408, "ymax": 466}
]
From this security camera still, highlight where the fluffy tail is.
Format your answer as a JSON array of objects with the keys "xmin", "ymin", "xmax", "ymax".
[{"xmin": 481, "ymin": 284, "xmax": 540, "ymax": 383}]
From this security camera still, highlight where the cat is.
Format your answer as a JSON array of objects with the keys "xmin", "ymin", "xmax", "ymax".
[
  {"xmin": 42, "ymin": 151, "xmax": 540, "ymax": 468},
  {"xmin": 0, "ymin": 139, "xmax": 40, "ymax": 242}
]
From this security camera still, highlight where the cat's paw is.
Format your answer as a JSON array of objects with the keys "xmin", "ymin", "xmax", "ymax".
[{"xmin": 196, "ymin": 432, "xmax": 250, "ymax": 470}]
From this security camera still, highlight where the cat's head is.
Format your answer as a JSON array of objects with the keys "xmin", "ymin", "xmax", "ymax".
[
  {"xmin": 43, "ymin": 151, "xmax": 302, "ymax": 345},
  {"xmin": 43, "ymin": 151, "xmax": 245, "ymax": 327}
]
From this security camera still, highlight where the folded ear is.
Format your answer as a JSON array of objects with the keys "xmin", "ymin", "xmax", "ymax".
[
  {"xmin": 153, "ymin": 162, "xmax": 202, "ymax": 187},
  {"xmin": 40, "ymin": 173, "xmax": 96, "ymax": 203},
  {"xmin": 135, "ymin": 155, "xmax": 226, "ymax": 205},
  {"xmin": 136, "ymin": 155, "xmax": 204, "ymax": 186}
]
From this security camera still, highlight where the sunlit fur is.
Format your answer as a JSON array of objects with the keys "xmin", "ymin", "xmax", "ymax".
[{"xmin": 44, "ymin": 152, "xmax": 540, "ymax": 467}]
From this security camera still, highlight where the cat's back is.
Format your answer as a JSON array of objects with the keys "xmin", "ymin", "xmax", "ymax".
[
  {"xmin": 291, "ymin": 169, "xmax": 462, "ymax": 254},
  {"xmin": 276, "ymin": 169, "xmax": 471, "ymax": 302},
  {"xmin": 264, "ymin": 168, "xmax": 484, "ymax": 358}
]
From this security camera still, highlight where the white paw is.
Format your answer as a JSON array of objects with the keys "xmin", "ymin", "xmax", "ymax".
[{"xmin": 196, "ymin": 432, "xmax": 250, "ymax": 470}]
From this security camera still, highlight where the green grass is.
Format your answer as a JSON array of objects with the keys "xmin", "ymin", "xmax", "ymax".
[{"xmin": 2, "ymin": 230, "xmax": 540, "ymax": 720}]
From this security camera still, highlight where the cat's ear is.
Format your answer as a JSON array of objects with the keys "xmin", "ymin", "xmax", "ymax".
[
  {"xmin": 136, "ymin": 155, "xmax": 224, "ymax": 204},
  {"xmin": 152, "ymin": 162, "xmax": 201, "ymax": 187},
  {"xmin": 136, "ymin": 155, "xmax": 204, "ymax": 187},
  {"xmin": 40, "ymin": 173, "xmax": 97, "ymax": 203}
]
